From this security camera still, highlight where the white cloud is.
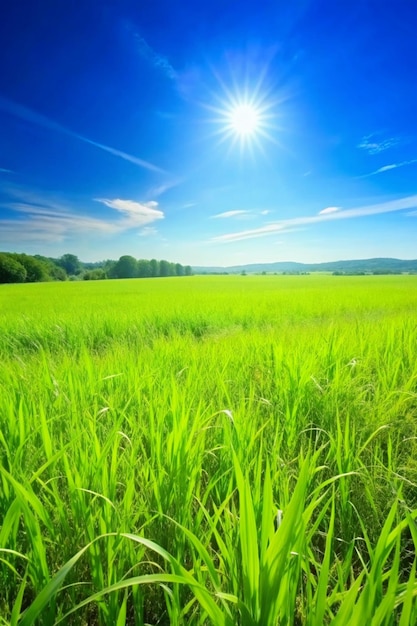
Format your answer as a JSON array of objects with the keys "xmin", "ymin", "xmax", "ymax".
[
  {"xmin": 361, "ymin": 159, "xmax": 417, "ymax": 177},
  {"xmin": 213, "ymin": 223, "xmax": 286, "ymax": 242},
  {"xmin": 212, "ymin": 195, "xmax": 417, "ymax": 243},
  {"xmin": 0, "ymin": 188, "xmax": 165, "ymax": 245},
  {"xmin": 358, "ymin": 134, "xmax": 400, "ymax": 154},
  {"xmin": 319, "ymin": 206, "xmax": 341, "ymax": 215},
  {"xmin": 0, "ymin": 204, "xmax": 116, "ymax": 244},
  {"xmin": 0, "ymin": 167, "xmax": 12, "ymax": 173},
  {"xmin": 95, "ymin": 198, "xmax": 164, "ymax": 226},
  {"xmin": 212, "ymin": 209, "xmax": 273, "ymax": 219},
  {"xmin": 211, "ymin": 210, "xmax": 250, "ymax": 219}
]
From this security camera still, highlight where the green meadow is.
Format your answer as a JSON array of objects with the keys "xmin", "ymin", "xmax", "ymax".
[{"xmin": 1, "ymin": 275, "xmax": 417, "ymax": 625}]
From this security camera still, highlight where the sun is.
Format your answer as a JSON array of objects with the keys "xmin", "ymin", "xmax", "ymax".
[
  {"xmin": 204, "ymin": 65, "xmax": 283, "ymax": 153},
  {"xmin": 227, "ymin": 103, "xmax": 260, "ymax": 136},
  {"xmin": 208, "ymin": 87, "xmax": 277, "ymax": 153}
]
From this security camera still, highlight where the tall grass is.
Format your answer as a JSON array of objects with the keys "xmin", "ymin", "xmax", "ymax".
[{"xmin": 0, "ymin": 275, "xmax": 416, "ymax": 624}]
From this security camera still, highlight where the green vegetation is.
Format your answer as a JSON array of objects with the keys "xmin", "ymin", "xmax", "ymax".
[
  {"xmin": 0, "ymin": 252, "xmax": 192, "ymax": 283},
  {"xmin": 0, "ymin": 275, "xmax": 416, "ymax": 624}
]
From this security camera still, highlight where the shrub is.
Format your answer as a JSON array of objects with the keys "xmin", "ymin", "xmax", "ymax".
[{"xmin": 0, "ymin": 253, "xmax": 27, "ymax": 283}]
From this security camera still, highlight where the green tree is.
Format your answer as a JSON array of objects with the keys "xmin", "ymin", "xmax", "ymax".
[
  {"xmin": 34, "ymin": 255, "xmax": 67, "ymax": 281},
  {"xmin": 59, "ymin": 253, "xmax": 82, "ymax": 275},
  {"xmin": 0, "ymin": 254, "xmax": 27, "ymax": 283},
  {"xmin": 150, "ymin": 258, "xmax": 159, "ymax": 277},
  {"xmin": 159, "ymin": 259, "xmax": 170, "ymax": 277},
  {"xmin": 137, "ymin": 259, "xmax": 152, "ymax": 278},
  {"xmin": 48, "ymin": 265, "xmax": 67, "ymax": 281},
  {"xmin": 113, "ymin": 255, "xmax": 138, "ymax": 278},
  {"xmin": 103, "ymin": 260, "xmax": 117, "ymax": 278},
  {"xmin": 12, "ymin": 254, "xmax": 49, "ymax": 282},
  {"xmin": 175, "ymin": 263, "xmax": 185, "ymax": 276},
  {"xmin": 184, "ymin": 265, "xmax": 193, "ymax": 276}
]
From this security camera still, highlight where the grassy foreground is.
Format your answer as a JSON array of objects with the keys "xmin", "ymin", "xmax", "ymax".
[{"xmin": 0, "ymin": 275, "xmax": 416, "ymax": 625}]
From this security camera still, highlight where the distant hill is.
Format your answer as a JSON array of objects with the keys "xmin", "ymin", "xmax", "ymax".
[{"xmin": 192, "ymin": 258, "xmax": 417, "ymax": 274}]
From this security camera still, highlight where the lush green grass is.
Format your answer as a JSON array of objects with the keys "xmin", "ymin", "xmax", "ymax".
[{"xmin": 0, "ymin": 275, "xmax": 416, "ymax": 624}]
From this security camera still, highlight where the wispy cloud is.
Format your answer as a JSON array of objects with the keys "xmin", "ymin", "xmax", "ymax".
[
  {"xmin": 134, "ymin": 35, "xmax": 177, "ymax": 80},
  {"xmin": 361, "ymin": 158, "xmax": 417, "ymax": 177},
  {"xmin": 95, "ymin": 198, "xmax": 164, "ymax": 226},
  {"xmin": 0, "ymin": 188, "xmax": 164, "ymax": 245},
  {"xmin": 123, "ymin": 19, "xmax": 178, "ymax": 82},
  {"xmin": 0, "ymin": 95, "xmax": 166, "ymax": 174},
  {"xmin": 212, "ymin": 210, "xmax": 251, "ymax": 219},
  {"xmin": 81, "ymin": 138, "xmax": 165, "ymax": 174},
  {"xmin": 212, "ymin": 195, "xmax": 417, "ymax": 243},
  {"xmin": 139, "ymin": 226, "xmax": 158, "ymax": 237},
  {"xmin": 377, "ymin": 164, "xmax": 397, "ymax": 172},
  {"xmin": 0, "ymin": 204, "xmax": 116, "ymax": 244},
  {"xmin": 0, "ymin": 167, "xmax": 12, "ymax": 173},
  {"xmin": 146, "ymin": 178, "xmax": 182, "ymax": 198},
  {"xmin": 358, "ymin": 133, "xmax": 400, "ymax": 155},
  {"xmin": 319, "ymin": 206, "xmax": 341, "ymax": 215},
  {"xmin": 211, "ymin": 209, "xmax": 272, "ymax": 219}
]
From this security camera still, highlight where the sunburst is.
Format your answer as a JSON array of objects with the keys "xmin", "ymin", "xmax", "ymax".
[
  {"xmin": 227, "ymin": 103, "xmax": 260, "ymax": 137},
  {"xmin": 208, "ymin": 82, "xmax": 278, "ymax": 155}
]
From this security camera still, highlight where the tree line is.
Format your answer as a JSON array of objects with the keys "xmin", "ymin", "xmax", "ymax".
[{"xmin": 0, "ymin": 252, "xmax": 193, "ymax": 284}]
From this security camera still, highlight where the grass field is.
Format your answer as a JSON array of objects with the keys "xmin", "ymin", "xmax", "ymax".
[{"xmin": 1, "ymin": 275, "xmax": 417, "ymax": 625}]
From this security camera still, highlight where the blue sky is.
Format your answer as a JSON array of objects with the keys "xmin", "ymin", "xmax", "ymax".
[{"xmin": 0, "ymin": 0, "xmax": 416, "ymax": 265}]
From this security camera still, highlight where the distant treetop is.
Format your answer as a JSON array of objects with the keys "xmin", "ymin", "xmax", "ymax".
[{"xmin": 0, "ymin": 251, "xmax": 193, "ymax": 283}]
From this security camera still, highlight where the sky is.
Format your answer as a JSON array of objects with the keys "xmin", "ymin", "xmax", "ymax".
[{"xmin": 0, "ymin": 0, "xmax": 416, "ymax": 266}]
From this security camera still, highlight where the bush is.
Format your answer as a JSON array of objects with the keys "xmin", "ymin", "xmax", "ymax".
[
  {"xmin": 83, "ymin": 269, "xmax": 107, "ymax": 280},
  {"xmin": 11, "ymin": 254, "xmax": 50, "ymax": 282},
  {"xmin": 0, "ymin": 254, "xmax": 27, "ymax": 283}
]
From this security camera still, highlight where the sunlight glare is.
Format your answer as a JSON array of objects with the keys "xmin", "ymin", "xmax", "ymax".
[
  {"xmin": 228, "ymin": 104, "xmax": 260, "ymax": 136},
  {"xmin": 207, "ymin": 73, "xmax": 282, "ymax": 153}
]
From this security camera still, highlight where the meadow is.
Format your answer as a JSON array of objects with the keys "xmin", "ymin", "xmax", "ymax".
[{"xmin": 0, "ymin": 275, "xmax": 416, "ymax": 625}]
